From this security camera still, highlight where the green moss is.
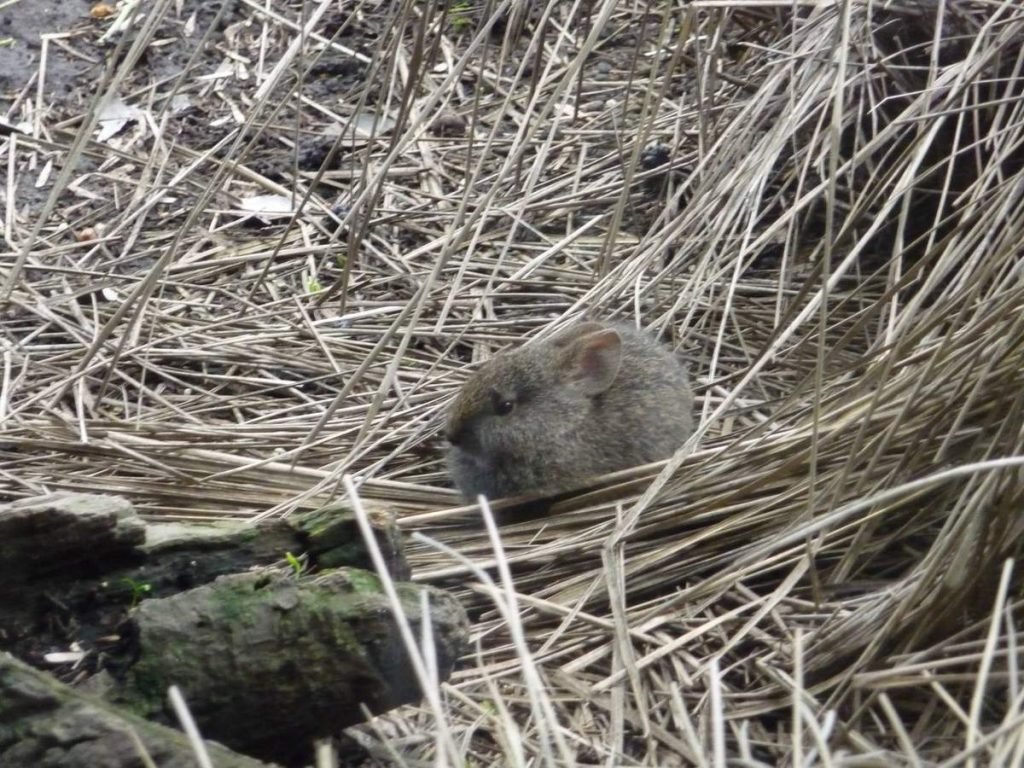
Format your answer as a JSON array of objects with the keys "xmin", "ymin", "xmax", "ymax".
[
  {"xmin": 209, "ymin": 580, "xmax": 256, "ymax": 624},
  {"xmin": 337, "ymin": 567, "xmax": 382, "ymax": 593}
]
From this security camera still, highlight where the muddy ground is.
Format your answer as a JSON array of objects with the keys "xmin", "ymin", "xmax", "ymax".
[{"xmin": 0, "ymin": 0, "xmax": 383, "ymax": 217}]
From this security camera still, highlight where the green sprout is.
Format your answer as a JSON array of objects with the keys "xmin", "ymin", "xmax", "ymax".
[
  {"xmin": 306, "ymin": 276, "xmax": 323, "ymax": 293},
  {"xmin": 123, "ymin": 578, "xmax": 152, "ymax": 608},
  {"xmin": 285, "ymin": 551, "xmax": 304, "ymax": 576}
]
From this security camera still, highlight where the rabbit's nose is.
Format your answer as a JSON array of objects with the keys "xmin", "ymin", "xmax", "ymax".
[
  {"xmin": 446, "ymin": 410, "xmax": 473, "ymax": 447},
  {"xmin": 446, "ymin": 424, "xmax": 463, "ymax": 446}
]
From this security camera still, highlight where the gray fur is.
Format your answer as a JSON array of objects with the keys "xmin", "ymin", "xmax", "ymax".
[{"xmin": 445, "ymin": 321, "xmax": 695, "ymax": 499}]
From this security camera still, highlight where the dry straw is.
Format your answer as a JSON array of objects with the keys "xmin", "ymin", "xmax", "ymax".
[{"xmin": 2, "ymin": 0, "xmax": 1023, "ymax": 764}]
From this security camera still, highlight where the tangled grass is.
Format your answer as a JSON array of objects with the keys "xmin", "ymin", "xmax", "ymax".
[{"xmin": 2, "ymin": 0, "xmax": 1023, "ymax": 764}]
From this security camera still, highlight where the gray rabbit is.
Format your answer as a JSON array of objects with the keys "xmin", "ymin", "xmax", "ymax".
[{"xmin": 446, "ymin": 321, "xmax": 695, "ymax": 500}]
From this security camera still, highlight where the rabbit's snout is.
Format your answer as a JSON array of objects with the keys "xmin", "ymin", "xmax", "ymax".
[
  {"xmin": 445, "ymin": 408, "xmax": 474, "ymax": 449},
  {"xmin": 445, "ymin": 421, "xmax": 464, "ymax": 446}
]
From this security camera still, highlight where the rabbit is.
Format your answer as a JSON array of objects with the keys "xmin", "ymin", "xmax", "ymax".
[{"xmin": 445, "ymin": 320, "xmax": 695, "ymax": 500}]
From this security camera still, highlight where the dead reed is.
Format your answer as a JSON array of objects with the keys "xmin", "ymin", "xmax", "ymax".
[{"xmin": 2, "ymin": 0, "xmax": 1023, "ymax": 764}]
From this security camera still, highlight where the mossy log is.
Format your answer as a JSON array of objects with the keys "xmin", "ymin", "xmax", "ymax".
[
  {"xmin": 0, "ymin": 653, "xmax": 279, "ymax": 768},
  {"xmin": 0, "ymin": 493, "xmax": 410, "ymax": 666},
  {"xmin": 0, "ymin": 493, "xmax": 467, "ymax": 766},
  {"xmin": 105, "ymin": 569, "xmax": 467, "ymax": 764}
]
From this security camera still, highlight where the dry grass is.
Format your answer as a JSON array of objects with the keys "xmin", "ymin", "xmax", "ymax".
[{"xmin": 3, "ymin": 0, "xmax": 1024, "ymax": 765}]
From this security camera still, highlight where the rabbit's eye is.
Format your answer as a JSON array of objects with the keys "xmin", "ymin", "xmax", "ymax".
[{"xmin": 492, "ymin": 393, "xmax": 515, "ymax": 415}]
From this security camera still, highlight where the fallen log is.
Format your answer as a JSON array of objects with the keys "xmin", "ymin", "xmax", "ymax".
[
  {"xmin": 0, "ymin": 653, "xmax": 279, "ymax": 768},
  {"xmin": 0, "ymin": 493, "xmax": 468, "ymax": 766}
]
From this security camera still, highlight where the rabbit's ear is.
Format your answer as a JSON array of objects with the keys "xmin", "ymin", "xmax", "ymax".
[
  {"xmin": 550, "ymin": 321, "xmax": 606, "ymax": 348},
  {"xmin": 562, "ymin": 329, "xmax": 622, "ymax": 395}
]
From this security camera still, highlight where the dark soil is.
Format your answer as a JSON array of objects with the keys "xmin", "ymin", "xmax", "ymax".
[
  {"xmin": 0, "ymin": 0, "xmax": 376, "ymax": 214},
  {"xmin": 0, "ymin": 3, "xmax": 93, "ymax": 105}
]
